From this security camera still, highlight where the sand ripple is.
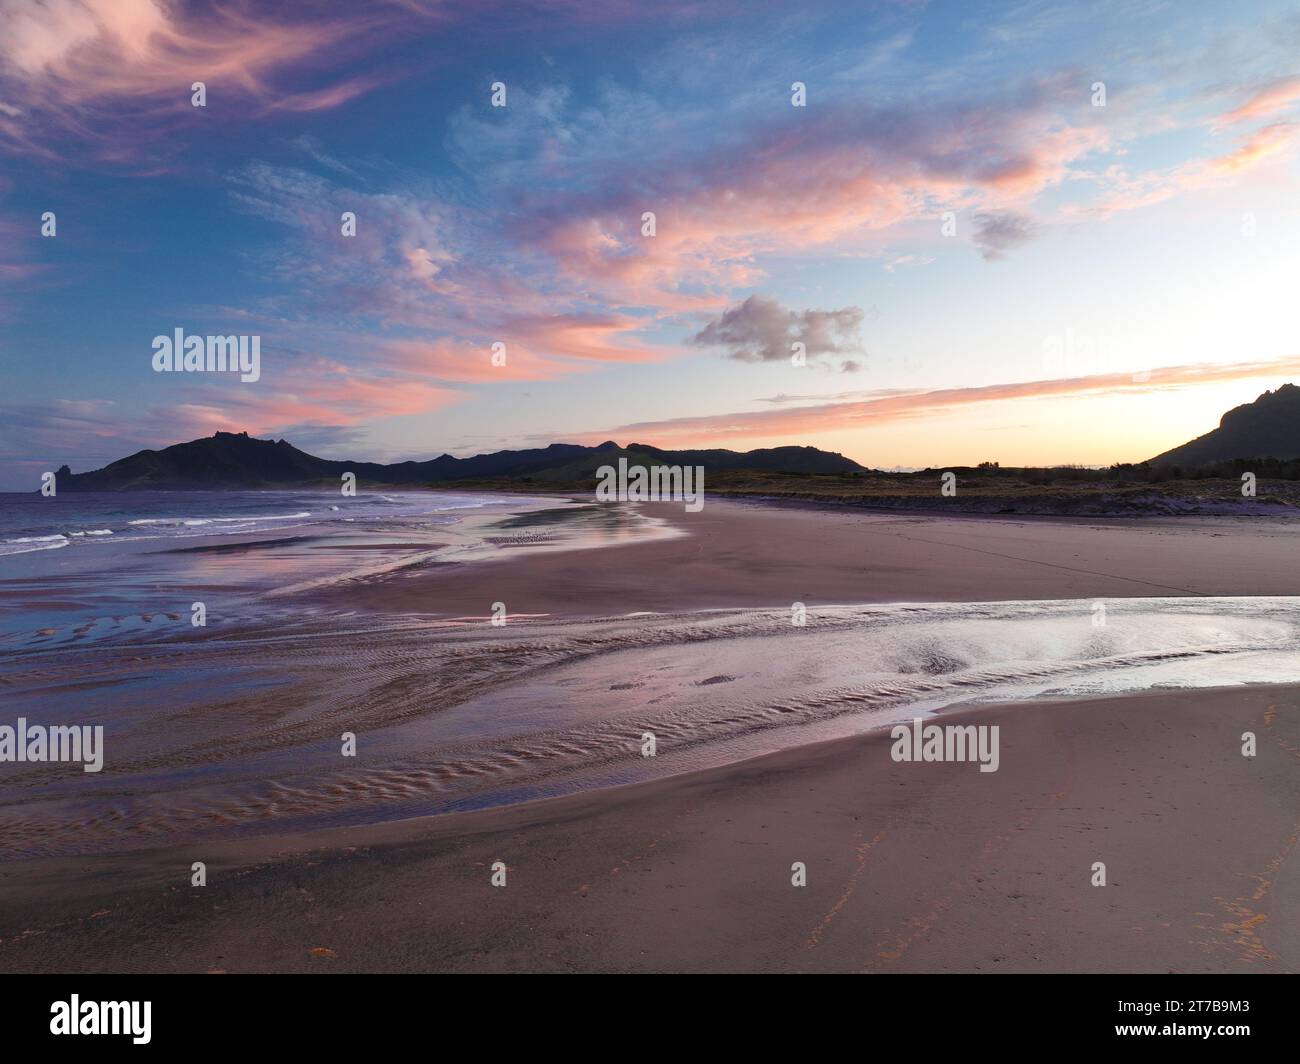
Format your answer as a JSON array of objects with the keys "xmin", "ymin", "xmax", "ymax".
[{"xmin": 3, "ymin": 597, "xmax": 1300, "ymax": 857}]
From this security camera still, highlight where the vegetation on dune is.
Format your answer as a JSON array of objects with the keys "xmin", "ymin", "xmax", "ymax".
[{"xmin": 443, "ymin": 463, "xmax": 1300, "ymax": 513}]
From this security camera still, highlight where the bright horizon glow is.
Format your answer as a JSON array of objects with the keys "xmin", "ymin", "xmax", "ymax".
[{"xmin": 708, "ymin": 380, "xmax": 1294, "ymax": 470}]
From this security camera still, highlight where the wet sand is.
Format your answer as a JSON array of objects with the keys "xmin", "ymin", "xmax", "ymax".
[
  {"xmin": 3, "ymin": 499, "xmax": 1300, "ymax": 972},
  {"xmin": 321, "ymin": 498, "xmax": 1300, "ymax": 616},
  {"xmin": 1, "ymin": 684, "xmax": 1295, "ymax": 973}
]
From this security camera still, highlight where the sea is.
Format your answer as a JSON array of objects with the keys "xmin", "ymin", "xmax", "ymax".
[{"xmin": 0, "ymin": 488, "xmax": 673, "ymax": 647}]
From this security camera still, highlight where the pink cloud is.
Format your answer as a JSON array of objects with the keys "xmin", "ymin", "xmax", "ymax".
[
  {"xmin": 500, "ymin": 312, "xmax": 668, "ymax": 364},
  {"xmin": 529, "ymin": 94, "xmax": 1111, "ymax": 305},
  {"xmin": 226, "ymin": 162, "xmax": 682, "ymax": 382},
  {"xmin": 383, "ymin": 337, "xmax": 564, "ymax": 383},
  {"xmin": 0, "ymin": 0, "xmax": 741, "ymax": 160},
  {"xmin": 218, "ymin": 85, "xmax": 1123, "ymax": 391},
  {"xmin": 1215, "ymin": 76, "xmax": 1300, "ymax": 128},
  {"xmin": 1086, "ymin": 121, "xmax": 1300, "ymax": 216},
  {"xmin": 579, "ymin": 357, "xmax": 1300, "ymax": 446},
  {"xmin": 0, "ymin": 0, "xmax": 390, "ymax": 158},
  {"xmin": 127, "ymin": 309, "xmax": 670, "ymax": 443},
  {"xmin": 0, "ymin": 375, "xmax": 461, "ymax": 474},
  {"xmin": 0, "ymin": 212, "xmax": 50, "ymax": 319},
  {"xmin": 156, "ymin": 374, "xmax": 460, "ymax": 439},
  {"xmin": 1208, "ymin": 121, "xmax": 1298, "ymax": 173},
  {"xmin": 383, "ymin": 311, "xmax": 669, "ymax": 387}
]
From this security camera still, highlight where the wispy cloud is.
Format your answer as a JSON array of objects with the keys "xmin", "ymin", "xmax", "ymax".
[
  {"xmin": 0, "ymin": 0, "xmax": 391, "ymax": 160},
  {"xmin": 521, "ymin": 76, "xmax": 1110, "ymax": 302},
  {"xmin": 224, "ymin": 158, "xmax": 671, "ymax": 376},
  {"xmin": 1215, "ymin": 74, "xmax": 1300, "ymax": 128},
  {"xmin": 585, "ymin": 358, "xmax": 1300, "ymax": 445},
  {"xmin": 1085, "ymin": 120, "xmax": 1300, "ymax": 216}
]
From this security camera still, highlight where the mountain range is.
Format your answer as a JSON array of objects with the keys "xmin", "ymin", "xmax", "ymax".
[
  {"xmin": 51, "ymin": 383, "xmax": 1300, "ymax": 489},
  {"xmin": 55, "ymin": 433, "xmax": 865, "ymax": 490}
]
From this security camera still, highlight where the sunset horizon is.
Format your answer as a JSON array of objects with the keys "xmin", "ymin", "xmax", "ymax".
[{"xmin": 38, "ymin": 373, "xmax": 1300, "ymax": 480}]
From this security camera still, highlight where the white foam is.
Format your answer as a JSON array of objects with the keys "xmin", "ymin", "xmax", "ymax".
[
  {"xmin": 0, "ymin": 534, "xmax": 69, "ymax": 556},
  {"xmin": 129, "ymin": 511, "xmax": 310, "ymax": 527},
  {"xmin": 429, "ymin": 597, "xmax": 1300, "ymax": 794}
]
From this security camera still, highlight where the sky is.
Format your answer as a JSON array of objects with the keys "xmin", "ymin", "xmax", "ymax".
[{"xmin": 2, "ymin": 0, "xmax": 1300, "ymax": 489}]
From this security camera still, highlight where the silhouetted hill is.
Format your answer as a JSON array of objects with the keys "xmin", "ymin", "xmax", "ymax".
[
  {"xmin": 1149, "ymin": 384, "xmax": 1300, "ymax": 467},
  {"xmin": 58, "ymin": 432, "xmax": 865, "ymax": 489}
]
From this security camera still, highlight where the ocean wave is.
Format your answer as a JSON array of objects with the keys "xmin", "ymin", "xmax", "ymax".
[
  {"xmin": 128, "ymin": 511, "xmax": 312, "ymax": 527},
  {"xmin": 0, "ymin": 534, "xmax": 70, "ymax": 556}
]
